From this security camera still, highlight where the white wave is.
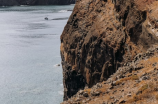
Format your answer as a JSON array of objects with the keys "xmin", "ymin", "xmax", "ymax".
[
  {"xmin": 1, "ymin": 6, "xmax": 8, "ymax": 7},
  {"xmin": 54, "ymin": 64, "xmax": 61, "ymax": 67},
  {"xmin": 20, "ymin": 5, "xmax": 28, "ymax": 6},
  {"xmin": 58, "ymin": 10, "xmax": 68, "ymax": 13},
  {"xmin": 19, "ymin": 88, "xmax": 42, "ymax": 95},
  {"xmin": 58, "ymin": 90, "xmax": 64, "ymax": 95},
  {"xmin": 60, "ymin": 84, "xmax": 63, "ymax": 86}
]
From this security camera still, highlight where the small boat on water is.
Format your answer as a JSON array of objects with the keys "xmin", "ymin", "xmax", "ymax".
[{"xmin": 45, "ymin": 17, "xmax": 48, "ymax": 20}]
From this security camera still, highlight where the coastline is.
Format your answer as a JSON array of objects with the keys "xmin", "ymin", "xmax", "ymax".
[
  {"xmin": 0, "ymin": 0, "xmax": 75, "ymax": 6},
  {"xmin": 61, "ymin": 0, "xmax": 158, "ymax": 103}
]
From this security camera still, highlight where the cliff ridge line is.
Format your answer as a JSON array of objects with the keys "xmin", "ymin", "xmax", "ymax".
[{"xmin": 60, "ymin": 0, "xmax": 158, "ymax": 103}]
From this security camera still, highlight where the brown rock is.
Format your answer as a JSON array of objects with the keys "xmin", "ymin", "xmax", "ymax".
[
  {"xmin": 83, "ymin": 92, "xmax": 89, "ymax": 97},
  {"xmin": 91, "ymin": 91, "xmax": 100, "ymax": 96},
  {"xmin": 61, "ymin": 0, "xmax": 158, "ymax": 101}
]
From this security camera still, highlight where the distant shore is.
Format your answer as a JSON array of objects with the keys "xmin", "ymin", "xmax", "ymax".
[{"xmin": 0, "ymin": 0, "xmax": 75, "ymax": 6}]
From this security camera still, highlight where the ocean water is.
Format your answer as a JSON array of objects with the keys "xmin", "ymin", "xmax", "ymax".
[{"xmin": 0, "ymin": 5, "xmax": 74, "ymax": 104}]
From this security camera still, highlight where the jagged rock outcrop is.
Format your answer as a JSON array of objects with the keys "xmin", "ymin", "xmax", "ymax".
[
  {"xmin": 61, "ymin": 0, "xmax": 158, "ymax": 101},
  {"xmin": 0, "ymin": 0, "xmax": 75, "ymax": 6},
  {"xmin": 62, "ymin": 46, "xmax": 158, "ymax": 104}
]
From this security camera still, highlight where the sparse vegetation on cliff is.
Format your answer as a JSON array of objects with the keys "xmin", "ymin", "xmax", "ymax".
[{"xmin": 61, "ymin": 0, "xmax": 158, "ymax": 103}]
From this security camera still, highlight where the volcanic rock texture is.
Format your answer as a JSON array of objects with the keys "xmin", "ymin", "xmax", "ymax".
[{"xmin": 60, "ymin": 0, "xmax": 158, "ymax": 102}]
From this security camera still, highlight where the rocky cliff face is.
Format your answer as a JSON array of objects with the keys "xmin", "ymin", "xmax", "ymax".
[
  {"xmin": 62, "ymin": 46, "xmax": 158, "ymax": 104},
  {"xmin": 61, "ymin": 0, "xmax": 158, "ymax": 102},
  {"xmin": 0, "ymin": 0, "xmax": 75, "ymax": 6}
]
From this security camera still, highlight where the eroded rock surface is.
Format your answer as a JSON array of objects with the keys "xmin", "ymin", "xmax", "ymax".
[
  {"xmin": 61, "ymin": 0, "xmax": 158, "ymax": 101},
  {"xmin": 62, "ymin": 46, "xmax": 158, "ymax": 104}
]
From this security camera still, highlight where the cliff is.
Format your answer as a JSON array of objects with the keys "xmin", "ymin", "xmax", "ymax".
[
  {"xmin": 0, "ymin": 0, "xmax": 75, "ymax": 6},
  {"xmin": 61, "ymin": 0, "xmax": 158, "ymax": 103}
]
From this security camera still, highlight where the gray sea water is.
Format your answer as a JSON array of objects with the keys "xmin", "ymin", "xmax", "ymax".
[{"xmin": 0, "ymin": 5, "xmax": 74, "ymax": 104}]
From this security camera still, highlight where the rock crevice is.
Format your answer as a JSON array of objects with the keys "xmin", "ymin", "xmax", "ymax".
[{"xmin": 61, "ymin": 0, "xmax": 158, "ymax": 101}]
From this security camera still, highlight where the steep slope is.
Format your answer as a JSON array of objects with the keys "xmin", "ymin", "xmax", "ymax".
[
  {"xmin": 0, "ymin": 0, "xmax": 75, "ymax": 6},
  {"xmin": 62, "ymin": 46, "xmax": 158, "ymax": 104},
  {"xmin": 61, "ymin": 0, "xmax": 158, "ymax": 102},
  {"xmin": 61, "ymin": 0, "xmax": 126, "ymax": 100}
]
